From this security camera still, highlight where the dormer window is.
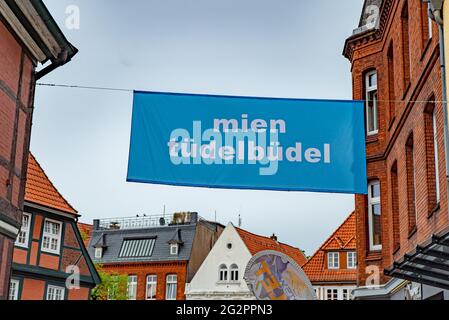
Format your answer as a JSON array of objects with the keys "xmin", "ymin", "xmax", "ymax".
[
  {"xmin": 328, "ymin": 252, "xmax": 340, "ymax": 269},
  {"xmin": 95, "ymin": 247, "xmax": 103, "ymax": 259},
  {"xmin": 170, "ymin": 243, "xmax": 179, "ymax": 255},
  {"xmin": 167, "ymin": 228, "xmax": 183, "ymax": 255}
]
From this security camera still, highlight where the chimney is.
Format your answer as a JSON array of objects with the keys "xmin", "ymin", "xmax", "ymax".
[
  {"xmin": 190, "ymin": 212, "xmax": 198, "ymax": 224},
  {"xmin": 270, "ymin": 233, "xmax": 278, "ymax": 242},
  {"xmin": 93, "ymin": 219, "xmax": 100, "ymax": 230}
]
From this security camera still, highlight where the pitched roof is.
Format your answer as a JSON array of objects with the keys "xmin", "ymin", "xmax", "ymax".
[
  {"xmin": 235, "ymin": 227, "xmax": 308, "ymax": 267},
  {"xmin": 78, "ymin": 222, "xmax": 93, "ymax": 247},
  {"xmin": 88, "ymin": 224, "xmax": 197, "ymax": 264},
  {"xmin": 25, "ymin": 153, "xmax": 78, "ymax": 215},
  {"xmin": 302, "ymin": 212, "xmax": 357, "ymax": 283}
]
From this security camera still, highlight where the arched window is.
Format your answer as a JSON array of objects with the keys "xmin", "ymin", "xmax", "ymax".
[
  {"xmin": 230, "ymin": 264, "xmax": 239, "ymax": 281},
  {"xmin": 219, "ymin": 264, "xmax": 228, "ymax": 281}
]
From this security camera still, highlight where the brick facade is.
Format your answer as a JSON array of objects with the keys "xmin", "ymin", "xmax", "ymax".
[
  {"xmin": 99, "ymin": 262, "xmax": 188, "ymax": 300},
  {"xmin": 10, "ymin": 154, "xmax": 100, "ymax": 300},
  {"xmin": 0, "ymin": 16, "xmax": 35, "ymax": 300},
  {"xmin": 344, "ymin": 0, "xmax": 449, "ymax": 288},
  {"xmin": 0, "ymin": 1, "xmax": 77, "ymax": 300}
]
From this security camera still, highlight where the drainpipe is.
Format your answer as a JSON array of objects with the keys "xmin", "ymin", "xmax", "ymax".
[{"xmin": 429, "ymin": 0, "xmax": 449, "ymax": 218}]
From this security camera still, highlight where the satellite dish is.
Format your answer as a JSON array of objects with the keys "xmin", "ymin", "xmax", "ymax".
[{"xmin": 244, "ymin": 250, "xmax": 316, "ymax": 300}]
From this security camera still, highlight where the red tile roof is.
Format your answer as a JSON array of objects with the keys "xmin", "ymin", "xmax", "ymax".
[
  {"xmin": 235, "ymin": 227, "xmax": 308, "ymax": 267},
  {"xmin": 25, "ymin": 153, "xmax": 78, "ymax": 216},
  {"xmin": 302, "ymin": 212, "xmax": 357, "ymax": 283},
  {"xmin": 77, "ymin": 222, "xmax": 93, "ymax": 247}
]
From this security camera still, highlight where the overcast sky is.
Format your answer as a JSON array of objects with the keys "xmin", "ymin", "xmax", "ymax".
[{"xmin": 32, "ymin": 0, "xmax": 364, "ymax": 256}]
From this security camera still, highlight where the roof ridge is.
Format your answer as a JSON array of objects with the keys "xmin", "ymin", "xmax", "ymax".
[
  {"xmin": 302, "ymin": 211, "xmax": 355, "ymax": 269},
  {"xmin": 27, "ymin": 153, "xmax": 78, "ymax": 215}
]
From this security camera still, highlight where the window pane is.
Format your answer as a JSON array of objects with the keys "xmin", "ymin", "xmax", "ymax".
[
  {"xmin": 369, "ymin": 73, "xmax": 377, "ymax": 87},
  {"xmin": 371, "ymin": 182, "xmax": 380, "ymax": 198},
  {"xmin": 373, "ymin": 213, "xmax": 382, "ymax": 246},
  {"xmin": 372, "ymin": 204, "xmax": 381, "ymax": 215}
]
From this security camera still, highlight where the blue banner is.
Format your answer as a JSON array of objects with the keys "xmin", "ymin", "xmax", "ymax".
[{"xmin": 127, "ymin": 91, "xmax": 367, "ymax": 194}]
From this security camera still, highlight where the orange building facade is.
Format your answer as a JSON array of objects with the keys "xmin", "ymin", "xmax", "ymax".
[
  {"xmin": 9, "ymin": 154, "xmax": 99, "ymax": 300},
  {"xmin": 303, "ymin": 212, "xmax": 357, "ymax": 300}
]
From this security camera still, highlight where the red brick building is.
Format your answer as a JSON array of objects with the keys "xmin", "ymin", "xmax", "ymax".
[
  {"xmin": 0, "ymin": 0, "xmax": 77, "ymax": 300},
  {"xmin": 87, "ymin": 213, "xmax": 223, "ymax": 300},
  {"xmin": 344, "ymin": 0, "xmax": 449, "ymax": 299},
  {"xmin": 9, "ymin": 154, "xmax": 99, "ymax": 300},
  {"xmin": 303, "ymin": 212, "xmax": 357, "ymax": 300}
]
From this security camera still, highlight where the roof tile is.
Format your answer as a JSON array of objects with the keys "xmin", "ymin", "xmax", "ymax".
[
  {"xmin": 302, "ymin": 212, "xmax": 357, "ymax": 283},
  {"xmin": 25, "ymin": 153, "xmax": 78, "ymax": 215},
  {"xmin": 235, "ymin": 227, "xmax": 308, "ymax": 267}
]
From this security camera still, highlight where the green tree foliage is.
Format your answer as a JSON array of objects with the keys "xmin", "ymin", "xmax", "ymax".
[{"xmin": 91, "ymin": 264, "xmax": 128, "ymax": 300}]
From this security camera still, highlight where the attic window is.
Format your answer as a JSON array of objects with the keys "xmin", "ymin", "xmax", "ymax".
[
  {"xmin": 170, "ymin": 243, "xmax": 179, "ymax": 255},
  {"xmin": 119, "ymin": 238, "xmax": 155, "ymax": 258},
  {"xmin": 95, "ymin": 247, "xmax": 103, "ymax": 259}
]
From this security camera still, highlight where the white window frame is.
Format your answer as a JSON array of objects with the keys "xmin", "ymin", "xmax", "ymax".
[
  {"xmin": 41, "ymin": 218, "xmax": 62, "ymax": 255},
  {"xmin": 368, "ymin": 180, "xmax": 382, "ymax": 251},
  {"xmin": 9, "ymin": 279, "xmax": 19, "ymax": 300},
  {"xmin": 365, "ymin": 70, "xmax": 379, "ymax": 135},
  {"xmin": 433, "ymin": 108, "xmax": 440, "ymax": 203},
  {"xmin": 170, "ymin": 243, "xmax": 178, "ymax": 255},
  {"xmin": 165, "ymin": 274, "xmax": 177, "ymax": 300},
  {"xmin": 327, "ymin": 252, "xmax": 339, "ymax": 269},
  {"xmin": 230, "ymin": 264, "xmax": 239, "ymax": 282},
  {"xmin": 127, "ymin": 275, "xmax": 138, "ymax": 300},
  {"xmin": 326, "ymin": 288, "xmax": 338, "ymax": 300},
  {"xmin": 46, "ymin": 285, "xmax": 65, "ymax": 300},
  {"xmin": 342, "ymin": 289, "xmax": 351, "ymax": 300},
  {"xmin": 94, "ymin": 247, "xmax": 103, "ymax": 259},
  {"xmin": 347, "ymin": 251, "xmax": 357, "ymax": 269},
  {"xmin": 218, "ymin": 264, "xmax": 228, "ymax": 282},
  {"xmin": 146, "ymin": 275, "xmax": 157, "ymax": 300},
  {"xmin": 15, "ymin": 213, "xmax": 31, "ymax": 248}
]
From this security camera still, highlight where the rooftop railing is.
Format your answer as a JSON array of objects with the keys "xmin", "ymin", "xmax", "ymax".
[{"xmin": 93, "ymin": 212, "xmax": 200, "ymax": 231}]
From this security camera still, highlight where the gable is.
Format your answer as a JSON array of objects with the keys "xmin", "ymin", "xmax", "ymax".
[
  {"xmin": 187, "ymin": 223, "xmax": 252, "ymax": 294},
  {"xmin": 25, "ymin": 153, "xmax": 78, "ymax": 216}
]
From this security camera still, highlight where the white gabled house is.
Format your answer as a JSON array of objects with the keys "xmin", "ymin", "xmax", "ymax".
[{"xmin": 185, "ymin": 222, "xmax": 307, "ymax": 300}]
